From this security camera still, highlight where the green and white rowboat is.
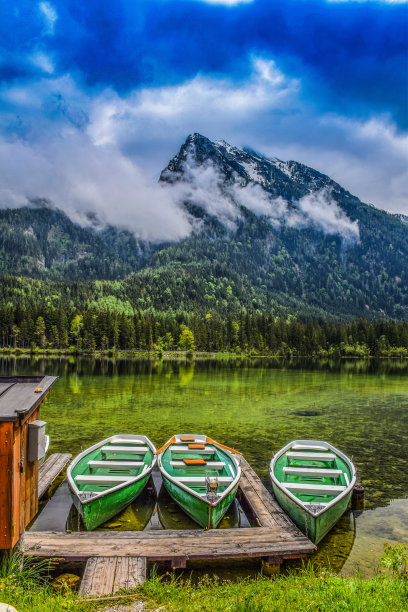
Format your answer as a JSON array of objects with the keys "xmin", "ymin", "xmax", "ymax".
[
  {"xmin": 270, "ymin": 440, "xmax": 356, "ymax": 544},
  {"xmin": 157, "ymin": 434, "xmax": 241, "ymax": 529},
  {"xmin": 67, "ymin": 434, "xmax": 156, "ymax": 531}
]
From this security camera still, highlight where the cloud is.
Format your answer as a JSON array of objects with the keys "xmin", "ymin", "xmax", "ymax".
[
  {"xmin": 83, "ymin": 62, "xmax": 407, "ymax": 214},
  {"xmin": 0, "ymin": 54, "xmax": 406, "ymax": 245},
  {"xmin": 294, "ymin": 190, "xmax": 360, "ymax": 241},
  {"xmin": 172, "ymin": 154, "xmax": 360, "ymax": 241},
  {"xmin": 38, "ymin": 2, "xmax": 58, "ymax": 35},
  {"xmin": 0, "ymin": 132, "xmax": 192, "ymax": 242}
]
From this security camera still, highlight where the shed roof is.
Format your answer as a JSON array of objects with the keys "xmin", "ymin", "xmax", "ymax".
[{"xmin": 0, "ymin": 376, "xmax": 58, "ymax": 422}]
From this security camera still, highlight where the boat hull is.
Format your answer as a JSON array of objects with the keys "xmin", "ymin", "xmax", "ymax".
[
  {"xmin": 70, "ymin": 472, "xmax": 151, "ymax": 531},
  {"xmin": 272, "ymin": 482, "xmax": 352, "ymax": 544},
  {"xmin": 162, "ymin": 474, "xmax": 238, "ymax": 529}
]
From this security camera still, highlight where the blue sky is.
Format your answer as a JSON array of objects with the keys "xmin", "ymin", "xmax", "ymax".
[{"xmin": 0, "ymin": 0, "xmax": 407, "ymax": 237}]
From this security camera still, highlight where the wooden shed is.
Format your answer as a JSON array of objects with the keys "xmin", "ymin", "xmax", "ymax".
[{"xmin": 0, "ymin": 376, "xmax": 57, "ymax": 550}]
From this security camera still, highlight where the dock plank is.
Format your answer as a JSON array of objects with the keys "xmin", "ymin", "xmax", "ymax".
[
  {"xmin": 25, "ymin": 527, "xmax": 314, "ymax": 561},
  {"xmin": 238, "ymin": 457, "xmax": 301, "ymax": 530},
  {"xmin": 113, "ymin": 556, "xmax": 146, "ymax": 592},
  {"xmin": 79, "ymin": 556, "xmax": 146, "ymax": 596},
  {"xmin": 38, "ymin": 453, "xmax": 72, "ymax": 499}
]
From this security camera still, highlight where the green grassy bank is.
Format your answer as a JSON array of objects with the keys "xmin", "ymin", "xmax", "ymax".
[{"xmin": 1, "ymin": 555, "xmax": 407, "ymax": 612}]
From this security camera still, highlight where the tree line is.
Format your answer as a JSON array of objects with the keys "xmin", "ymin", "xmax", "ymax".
[{"xmin": 0, "ymin": 305, "xmax": 407, "ymax": 358}]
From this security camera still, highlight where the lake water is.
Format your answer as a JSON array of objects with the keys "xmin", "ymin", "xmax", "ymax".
[{"xmin": 2, "ymin": 356, "xmax": 407, "ymax": 576}]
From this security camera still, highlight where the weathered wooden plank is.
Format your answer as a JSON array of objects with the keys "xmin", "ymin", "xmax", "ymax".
[
  {"xmin": 79, "ymin": 556, "xmax": 117, "ymax": 596},
  {"xmin": 113, "ymin": 556, "xmax": 146, "ymax": 592},
  {"xmin": 24, "ymin": 528, "xmax": 314, "ymax": 561},
  {"xmin": 38, "ymin": 453, "xmax": 72, "ymax": 499},
  {"xmin": 239, "ymin": 458, "xmax": 299, "ymax": 531},
  {"xmin": 79, "ymin": 556, "xmax": 146, "ymax": 596}
]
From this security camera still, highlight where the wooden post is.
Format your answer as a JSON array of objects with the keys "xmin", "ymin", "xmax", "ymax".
[
  {"xmin": 262, "ymin": 556, "xmax": 282, "ymax": 576},
  {"xmin": 0, "ymin": 376, "xmax": 57, "ymax": 552}
]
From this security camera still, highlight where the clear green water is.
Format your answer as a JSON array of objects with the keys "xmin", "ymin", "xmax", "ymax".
[{"xmin": 2, "ymin": 356, "xmax": 408, "ymax": 576}]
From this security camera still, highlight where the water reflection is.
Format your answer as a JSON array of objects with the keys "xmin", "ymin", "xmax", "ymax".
[{"xmin": 6, "ymin": 356, "xmax": 408, "ymax": 575}]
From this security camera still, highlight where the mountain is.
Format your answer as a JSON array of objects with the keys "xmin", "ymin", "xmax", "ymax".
[
  {"xmin": 0, "ymin": 133, "xmax": 407, "ymax": 320},
  {"xmin": 0, "ymin": 203, "xmax": 153, "ymax": 280}
]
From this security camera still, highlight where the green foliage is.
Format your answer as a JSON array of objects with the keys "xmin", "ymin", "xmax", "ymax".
[
  {"xmin": 0, "ymin": 195, "xmax": 407, "ymax": 321},
  {"xmin": 380, "ymin": 542, "xmax": 408, "ymax": 576},
  {"xmin": 0, "ymin": 303, "xmax": 407, "ymax": 356},
  {"xmin": 179, "ymin": 325, "xmax": 195, "ymax": 351},
  {"xmin": 141, "ymin": 566, "xmax": 408, "ymax": 612}
]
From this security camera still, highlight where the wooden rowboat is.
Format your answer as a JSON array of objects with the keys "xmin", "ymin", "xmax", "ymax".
[
  {"xmin": 67, "ymin": 434, "xmax": 156, "ymax": 531},
  {"xmin": 157, "ymin": 434, "xmax": 241, "ymax": 529},
  {"xmin": 269, "ymin": 439, "xmax": 356, "ymax": 544}
]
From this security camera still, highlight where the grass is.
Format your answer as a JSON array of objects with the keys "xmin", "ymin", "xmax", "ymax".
[
  {"xmin": 0, "ymin": 556, "xmax": 407, "ymax": 612},
  {"xmin": 139, "ymin": 566, "xmax": 408, "ymax": 612}
]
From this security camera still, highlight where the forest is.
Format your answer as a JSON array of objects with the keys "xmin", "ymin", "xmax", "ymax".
[{"xmin": 1, "ymin": 304, "xmax": 407, "ymax": 358}]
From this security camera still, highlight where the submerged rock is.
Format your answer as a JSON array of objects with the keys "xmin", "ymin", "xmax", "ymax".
[{"xmin": 52, "ymin": 573, "xmax": 81, "ymax": 590}]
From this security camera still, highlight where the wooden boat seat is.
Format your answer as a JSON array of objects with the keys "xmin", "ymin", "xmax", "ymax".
[
  {"xmin": 110, "ymin": 438, "xmax": 146, "ymax": 445},
  {"xmin": 283, "ymin": 482, "xmax": 346, "ymax": 496},
  {"xmin": 101, "ymin": 446, "xmax": 148, "ymax": 454},
  {"xmin": 173, "ymin": 476, "xmax": 233, "ymax": 485},
  {"xmin": 170, "ymin": 445, "xmax": 216, "ymax": 454},
  {"xmin": 88, "ymin": 460, "xmax": 143, "ymax": 469},
  {"xmin": 74, "ymin": 475, "xmax": 135, "ymax": 485},
  {"xmin": 283, "ymin": 467, "xmax": 342, "ymax": 477},
  {"xmin": 291, "ymin": 444, "xmax": 329, "ymax": 452},
  {"xmin": 286, "ymin": 452, "xmax": 336, "ymax": 461},
  {"xmin": 170, "ymin": 460, "xmax": 226, "ymax": 469}
]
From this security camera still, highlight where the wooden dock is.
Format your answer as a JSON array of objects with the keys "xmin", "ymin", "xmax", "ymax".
[
  {"xmin": 25, "ymin": 454, "xmax": 315, "ymax": 593},
  {"xmin": 38, "ymin": 453, "xmax": 72, "ymax": 499}
]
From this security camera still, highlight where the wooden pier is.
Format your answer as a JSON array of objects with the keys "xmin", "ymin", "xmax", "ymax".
[
  {"xmin": 25, "ymin": 454, "xmax": 315, "ymax": 594},
  {"xmin": 38, "ymin": 453, "xmax": 72, "ymax": 499}
]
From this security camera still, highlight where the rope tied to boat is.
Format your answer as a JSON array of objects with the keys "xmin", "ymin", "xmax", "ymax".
[{"xmin": 207, "ymin": 503, "xmax": 212, "ymax": 530}]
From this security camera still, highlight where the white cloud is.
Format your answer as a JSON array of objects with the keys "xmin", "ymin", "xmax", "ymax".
[
  {"xmin": 0, "ymin": 55, "xmax": 406, "ymax": 244},
  {"xmin": 171, "ymin": 155, "xmax": 360, "ymax": 241},
  {"xmin": 0, "ymin": 134, "xmax": 192, "ymax": 241},
  {"xmin": 30, "ymin": 52, "xmax": 54, "ymax": 74},
  {"xmin": 38, "ymin": 2, "xmax": 58, "ymax": 35},
  {"xmin": 295, "ymin": 190, "xmax": 360, "ymax": 241}
]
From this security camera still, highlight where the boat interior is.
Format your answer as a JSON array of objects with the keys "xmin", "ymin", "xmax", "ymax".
[
  {"xmin": 71, "ymin": 436, "xmax": 154, "ymax": 494},
  {"xmin": 274, "ymin": 442, "xmax": 351, "ymax": 506},
  {"xmin": 161, "ymin": 435, "xmax": 237, "ymax": 498}
]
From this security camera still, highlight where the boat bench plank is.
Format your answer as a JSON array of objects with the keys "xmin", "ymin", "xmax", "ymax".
[
  {"xmin": 291, "ymin": 444, "xmax": 329, "ymax": 452},
  {"xmin": 286, "ymin": 452, "xmax": 336, "ymax": 461},
  {"xmin": 88, "ymin": 460, "xmax": 143, "ymax": 469},
  {"xmin": 170, "ymin": 445, "xmax": 216, "ymax": 454},
  {"xmin": 170, "ymin": 460, "xmax": 225, "ymax": 468},
  {"xmin": 110, "ymin": 438, "xmax": 146, "ymax": 445},
  {"xmin": 283, "ymin": 467, "xmax": 342, "ymax": 477},
  {"xmin": 101, "ymin": 446, "xmax": 148, "ymax": 454},
  {"xmin": 173, "ymin": 476, "xmax": 233, "ymax": 484},
  {"xmin": 74, "ymin": 475, "xmax": 135, "ymax": 485},
  {"xmin": 283, "ymin": 482, "xmax": 346, "ymax": 495}
]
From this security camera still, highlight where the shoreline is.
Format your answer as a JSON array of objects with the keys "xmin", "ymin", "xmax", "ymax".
[{"xmin": 1, "ymin": 347, "xmax": 408, "ymax": 361}]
